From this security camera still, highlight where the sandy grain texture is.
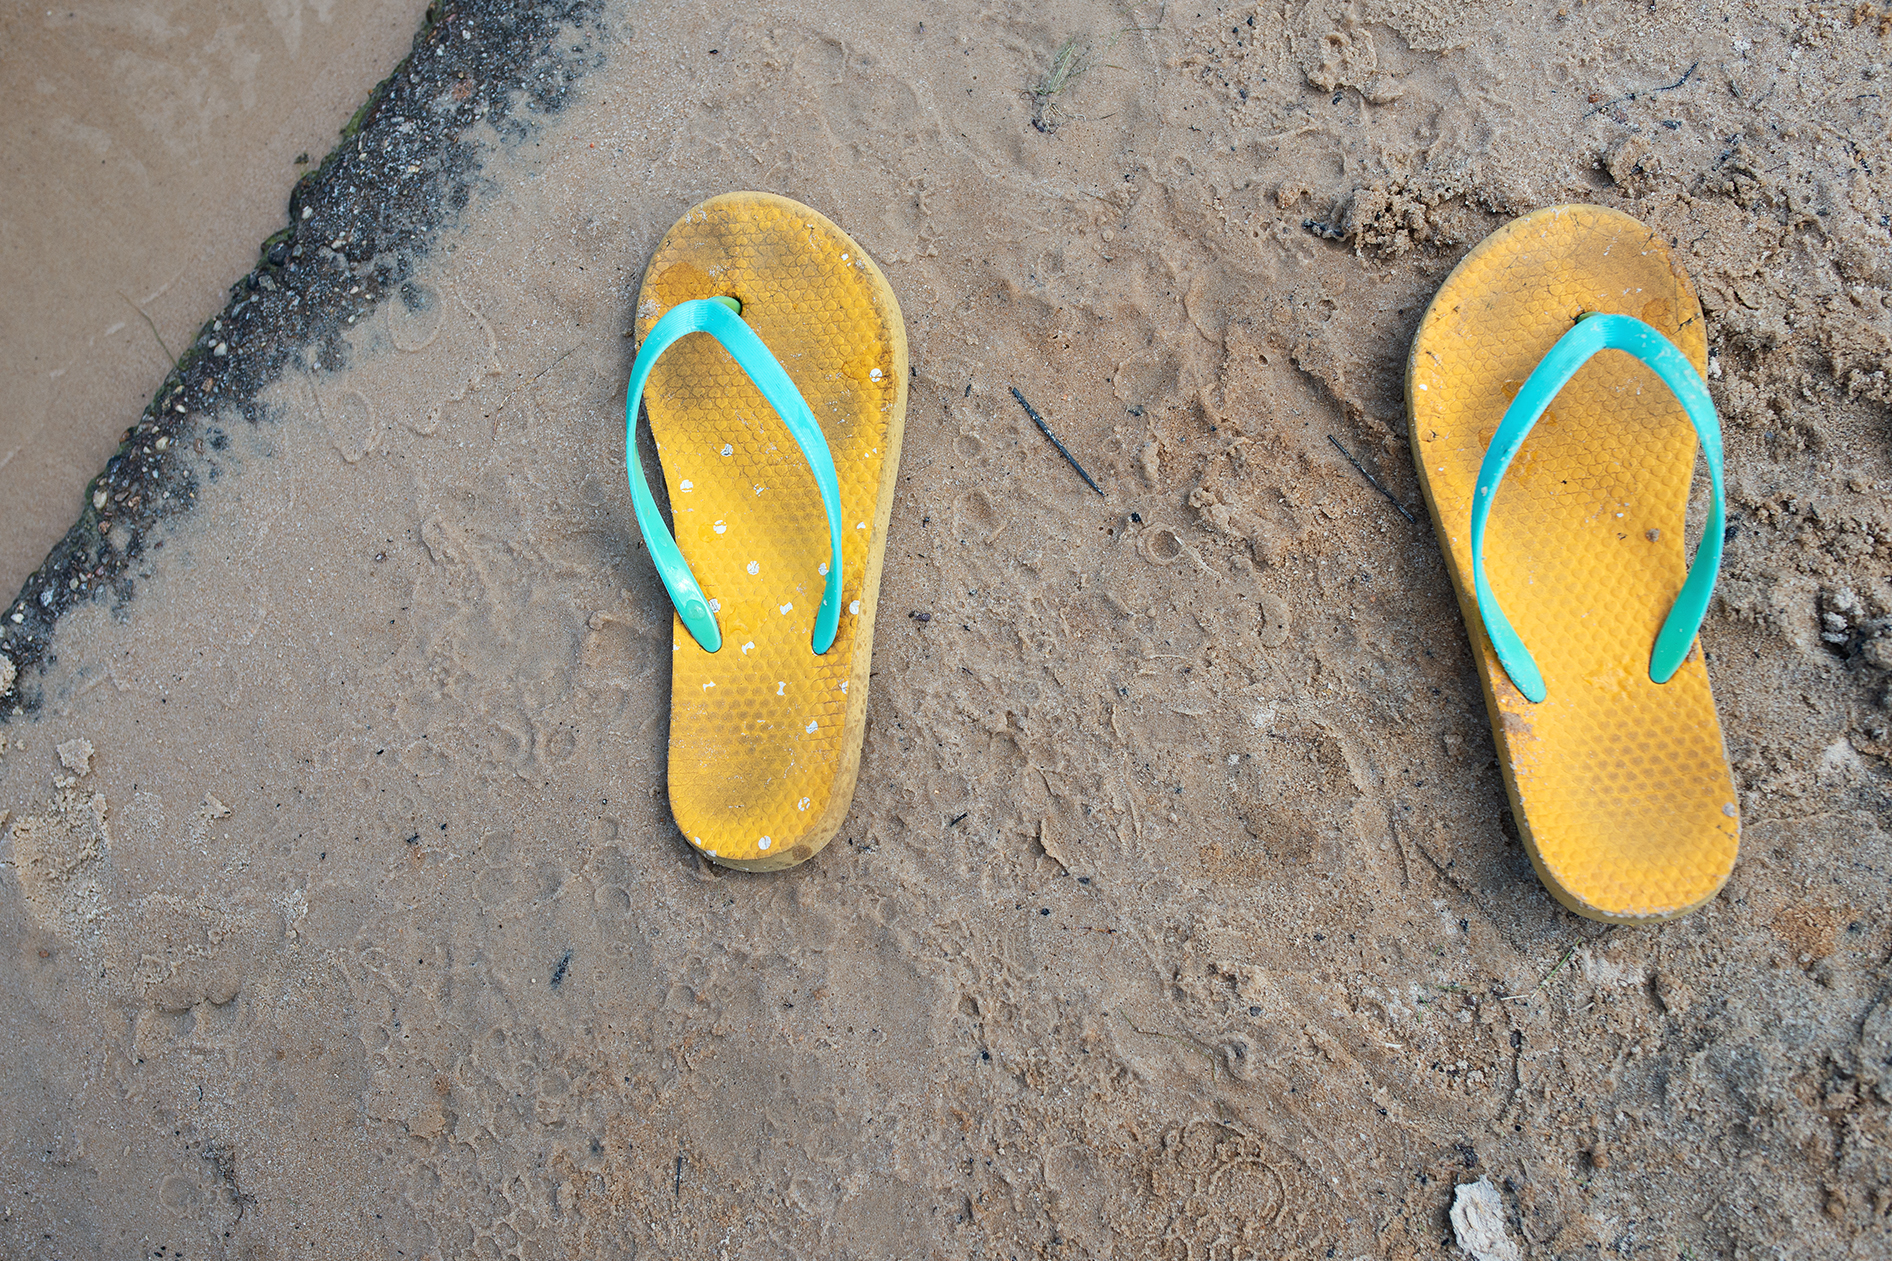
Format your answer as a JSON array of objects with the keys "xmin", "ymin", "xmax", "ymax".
[
  {"xmin": 0, "ymin": 0, "xmax": 432, "ymax": 594},
  {"xmin": 4, "ymin": 1, "xmax": 1892, "ymax": 1258}
]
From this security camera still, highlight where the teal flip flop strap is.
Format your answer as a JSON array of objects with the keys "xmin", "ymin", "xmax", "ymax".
[
  {"xmin": 624, "ymin": 297, "xmax": 845, "ymax": 656},
  {"xmin": 1470, "ymin": 311, "xmax": 1726, "ymax": 704}
]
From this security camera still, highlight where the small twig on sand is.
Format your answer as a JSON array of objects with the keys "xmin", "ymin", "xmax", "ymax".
[
  {"xmin": 120, "ymin": 292, "xmax": 179, "ymax": 374},
  {"xmin": 1536, "ymin": 941, "xmax": 1582, "ymax": 990},
  {"xmin": 1119, "ymin": 750, "xmax": 1143, "ymax": 843},
  {"xmin": 1012, "ymin": 387, "xmax": 1105, "ymax": 496},
  {"xmin": 1503, "ymin": 936, "xmax": 1589, "ymax": 1001},
  {"xmin": 1328, "ymin": 435, "xmax": 1417, "ymax": 525},
  {"xmin": 1583, "ymin": 61, "xmax": 1698, "ymax": 119},
  {"xmin": 491, "ymin": 345, "xmax": 578, "ymax": 434}
]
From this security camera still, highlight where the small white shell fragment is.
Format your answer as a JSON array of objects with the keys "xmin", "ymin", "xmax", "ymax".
[{"xmin": 1450, "ymin": 1178, "xmax": 1521, "ymax": 1261}]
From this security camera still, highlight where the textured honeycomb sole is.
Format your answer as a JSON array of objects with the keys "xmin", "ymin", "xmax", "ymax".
[
  {"xmin": 1408, "ymin": 204, "xmax": 1740, "ymax": 922},
  {"xmin": 635, "ymin": 193, "xmax": 907, "ymax": 871}
]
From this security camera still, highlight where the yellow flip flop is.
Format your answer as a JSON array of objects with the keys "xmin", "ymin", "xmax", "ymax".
[
  {"xmin": 1408, "ymin": 204, "xmax": 1739, "ymax": 922},
  {"xmin": 625, "ymin": 193, "xmax": 907, "ymax": 871}
]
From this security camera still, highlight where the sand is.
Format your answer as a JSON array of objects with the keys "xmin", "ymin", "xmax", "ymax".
[
  {"xmin": 0, "ymin": 0, "xmax": 431, "ymax": 595},
  {"xmin": 3, "ymin": 0, "xmax": 1891, "ymax": 1257}
]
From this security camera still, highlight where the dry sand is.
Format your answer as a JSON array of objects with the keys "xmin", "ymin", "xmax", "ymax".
[{"xmin": 4, "ymin": 1, "xmax": 1892, "ymax": 1257}]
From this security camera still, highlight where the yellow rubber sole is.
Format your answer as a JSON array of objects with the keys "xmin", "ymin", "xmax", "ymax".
[
  {"xmin": 1408, "ymin": 204, "xmax": 1740, "ymax": 922},
  {"xmin": 635, "ymin": 193, "xmax": 907, "ymax": 871}
]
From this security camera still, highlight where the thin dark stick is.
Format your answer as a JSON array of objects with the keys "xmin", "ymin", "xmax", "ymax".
[
  {"xmin": 120, "ymin": 292, "xmax": 179, "ymax": 374},
  {"xmin": 674, "ymin": 1154, "xmax": 683, "ymax": 1198},
  {"xmin": 1328, "ymin": 435, "xmax": 1418, "ymax": 525},
  {"xmin": 1583, "ymin": 61, "xmax": 1697, "ymax": 119},
  {"xmin": 1011, "ymin": 387, "xmax": 1104, "ymax": 496}
]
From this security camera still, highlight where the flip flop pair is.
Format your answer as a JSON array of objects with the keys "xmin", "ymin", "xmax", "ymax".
[
  {"xmin": 622, "ymin": 195, "xmax": 1741, "ymax": 916},
  {"xmin": 1409, "ymin": 204, "xmax": 1740, "ymax": 922},
  {"xmin": 624, "ymin": 193, "xmax": 906, "ymax": 871}
]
